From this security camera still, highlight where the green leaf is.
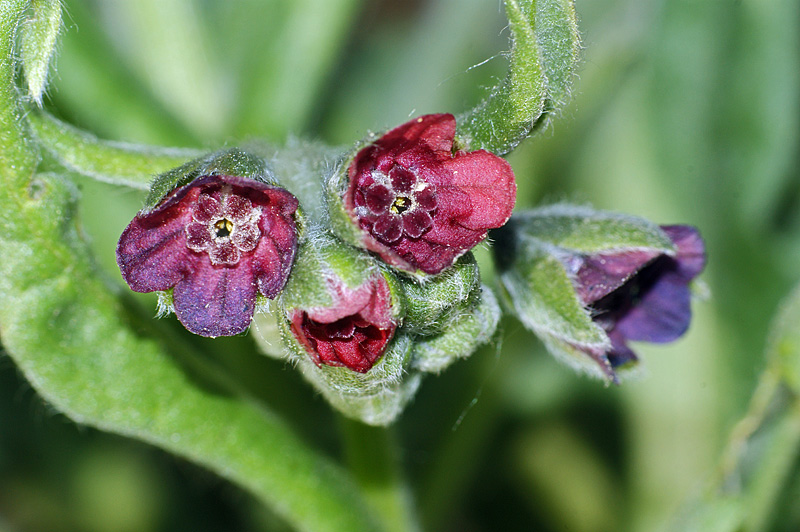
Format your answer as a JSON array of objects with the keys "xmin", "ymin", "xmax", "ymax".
[
  {"xmin": 27, "ymin": 110, "xmax": 202, "ymax": 190},
  {"xmin": 402, "ymin": 253, "xmax": 480, "ymax": 336},
  {"xmin": 510, "ymin": 204, "xmax": 675, "ymax": 255},
  {"xmin": 456, "ymin": 0, "xmax": 579, "ymax": 155},
  {"xmin": 20, "ymin": 0, "xmax": 60, "ymax": 104},
  {"xmin": 411, "ymin": 284, "xmax": 501, "ymax": 374}
]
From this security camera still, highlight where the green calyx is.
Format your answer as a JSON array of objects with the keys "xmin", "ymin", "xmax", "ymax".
[{"xmin": 144, "ymin": 147, "xmax": 277, "ymax": 210}]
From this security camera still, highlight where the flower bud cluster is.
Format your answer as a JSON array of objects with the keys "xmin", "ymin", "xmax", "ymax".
[{"xmin": 116, "ymin": 116, "xmax": 513, "ymax": 424}]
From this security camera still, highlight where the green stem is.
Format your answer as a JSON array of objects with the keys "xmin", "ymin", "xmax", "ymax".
[
  {"xmin": 742, "ymin": 398, "xmax": 800, "ymax": 532},
  {"xmin": 26, "ymin": 109, "xmax": 202, "ymax": 190},
  {"xmin": 1, "ymin": 0, "xmax": 37, "ymax": 186},
  {"xmin": 339, "ymin": 417, "xmax": 421, "ymax": 532},
  {"xmin": 716, "ymin": 367, "xmax": 782, "ymax": 482}
]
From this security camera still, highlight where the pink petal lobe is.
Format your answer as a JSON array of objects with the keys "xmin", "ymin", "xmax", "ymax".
[
  {"xmin": 444, "ymin": 150, "xmax": 516, "ymax": 230},
  {"xmin": 373, "ymin": 214, "xmax": 403, "ymax": 243},
  {"xmin": 116, "ymin": 192, "xmax": 199, "ymax": 293},
  {"xmin": 403, "ymin": 209, "xmax": 433, "ymax": 238},
  {"xmin": 194, "ymin": 194, "xmax": 222, "ymax": 223},
  {"xmin": 224, "ymin": 194, "xmax": 254, "ymax": 223},
  {"xmin": 232, "ymin": 223, "xmax": 260, "ymax": 252},
  {"xmin": 186, "ymin": 222, "xmax": 211, "ymax": 251},
  {"xmin": 365, "ymin": 184, "xmax": 394, "ymax": 214}
]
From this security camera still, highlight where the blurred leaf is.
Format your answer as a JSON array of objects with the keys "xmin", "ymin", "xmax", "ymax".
[
  {"xmin": 768, "ymin": 282, "xmax": 800, "ymax": 396},
  {"xmin": 231, "ymin": 0, "xmax": 362, "ymax": 139},
  {"xmin": 20, "ymin": 0, "xmax": 61, "ymax": 104},
  {"xmin": 52, "ymin": 0, "xmax": 198, "ymax": 145},
  {"xmin": 667, "ymin": 281, "xmax": 800, "ymax": 532},
  {"xmin": 720, "ymin": 0, "xmax": 800, "ymax": 231},
  {"xmin": 97, "ymin": 0, "xmax": 230, "ymax": 137}
]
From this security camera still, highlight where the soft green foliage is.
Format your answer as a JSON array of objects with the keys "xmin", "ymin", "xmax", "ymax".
[
  {"xmin": 3, "ymin": 0, "xmax": 800, "ymax": 531},
  {"xmin": 402, "ymin": 253, "xmax": 480, "ymax": 336},
  {"xmin": 410, "ymin": 285, "xmax": 501, "ymax": 374},
  {"xmin": 769, "ymin": 283, "xmax": 800, "ymax": 396},
  {"xmin": 20, "ymin": 0, "xmax": 60, "ymax": 104},
  {"xmin": 456, "ymin": 0, "xmax": 579, "ymax": 155}
]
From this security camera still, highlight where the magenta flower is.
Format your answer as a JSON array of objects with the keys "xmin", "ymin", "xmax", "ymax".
[
  {"xmin": 570, "ymin": 225, "xmax": 706, "ymax": 372},
  {"xmin": 117, "ymin": 175, "xmax": 299, "ymax": 337},
  {"xmin": 344, "ymin": 113, "xmax": 516, "ymax": 275},
  {"xmin": 289, "ymin": 276, "xmax": 396, "ymax": 373}
]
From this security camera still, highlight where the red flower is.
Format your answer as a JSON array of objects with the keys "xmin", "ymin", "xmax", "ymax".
[
  {"xmin": 289, "ymin": 275, "xmax": 396, "ymax": 373},
  {"xmin": 117, "ymin": 175, "xmax": 298, "ymax": 337},
  {"xmin": 345, "ymin": 113, "xmax": 516, "ymax": 274}
]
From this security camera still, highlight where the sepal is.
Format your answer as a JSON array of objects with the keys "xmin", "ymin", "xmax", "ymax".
[{"xmin": 493, "ymin": 204, "xmax": 704, "ymax": 382}]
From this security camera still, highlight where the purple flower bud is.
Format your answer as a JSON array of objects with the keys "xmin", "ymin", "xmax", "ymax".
[
  {"xmin": 568, "ymin": 225, "xmax": 706, "ymax": 372},
  {"xmin": 342, "ymin": 113, "xmax": 516, "ymax": 275},
  {"xmin": 117, "ymin": 175, "xmax": 299, "ymax": 337}
]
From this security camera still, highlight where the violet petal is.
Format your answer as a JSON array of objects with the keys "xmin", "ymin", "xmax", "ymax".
[
  {"xmin": 614, "ymin": 269, "xmax": 693, "ymax": 344},
  {"xmin": 172, "ymin": 259, "xmax": 258, "ymax": 337}
]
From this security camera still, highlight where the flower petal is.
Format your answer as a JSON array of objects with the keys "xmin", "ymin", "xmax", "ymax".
[
  {"xmin": 443, "ymin": 149, "xmax": 516, "ymax": 230},
  {"xmin": 572, "ymin": 250, "xmax": 662, "ymax": 305},
  {"xmin": 402, "ymin": 209, "xmax": 433, "ymax": 238},
  {"xmin": 414, "ymin": 185, "xmax": 437, "ymax": 211},
  {"xmin": 389, "ymin": 166, "xmax": 416, "ymax": 193},
  {"xmin": 613, "ymin": 268, "xmax": 693, "ymax": 344},
  {"xmin": 364, "ymin": 184, "xmax": 394, "ymax": 214},
  {"xmin": 193, "ymin": 194, "xmax": 222, "ymax": 223},
  {"xmin": 208, "ymin": 240, "xmax": 240, "ymax": 265},
  {"xmin": 252, "ymin": 208, "xmax": 297, "ymax": 299},
  {"xmin": 662, "ymin": 225, "xmax": 706, "ymax": 279},
  {"xmin": 186, "ymin": 222, "xmax": 212, "ymax": 251},
  {"xmin": 172, "ymin": 260, "xmax": 258, "ymax": 337},
  {"xmin": 379, "ymin": 113, "xmax": 455, "ymax": 154},
  {"xmin": 223, "ymin": 194, "xmax": 255, "ymax": 223},
  {"xmin": 117, "ymin": 194, "xmax": 198, "ymax": 293},
  {"xmin": 232, "ymin": 223, "xmax": 260, "ymax": 252},
  {"xmin": 373, "ymin": 214, "xmax": 403, "ymax": 243}
]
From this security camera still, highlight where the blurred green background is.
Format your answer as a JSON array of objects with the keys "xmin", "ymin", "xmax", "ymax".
[{"xmin": 1, "ymin": 0, "xmax": 799, "ymax": 530}]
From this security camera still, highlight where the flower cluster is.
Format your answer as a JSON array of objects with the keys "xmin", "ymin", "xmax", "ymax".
[
  {"xmin": 118, "ymin": 115, "xmax": 518, "ymax": 375},
  {"xmin": 116, "ymin": 113, "xmax": 707, "ymax": 420}
]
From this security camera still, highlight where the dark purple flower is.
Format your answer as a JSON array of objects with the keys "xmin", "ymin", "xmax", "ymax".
[
  {"xmin": 569, "ymin": 225, "xmax": 706, "ymax": 373},
  {"xmin": 289, "ymin": 276, "xmax": 396, "ymax": 373},
  {"xmin": 117, "ymin": 175, "xmax": 299, "ymax": 337},
  {"xmin": 345, "ymin": 113, "xmax": 516, "ymax": 275}
]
